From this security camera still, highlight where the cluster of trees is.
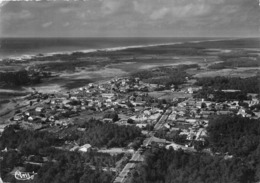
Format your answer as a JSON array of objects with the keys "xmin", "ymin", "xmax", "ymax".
[
  {"xmin": 103, "ymin": 112, "xmax": 119, "ymax": 122},
  {"xmin": 194, "ymin": 76, "xmax": 259, "ymax": 101},
  {"xmin": 36, "ymin": 152, "xmax": 115, "ymax": 183},
  {"xmin": 78, "ymin": 119, "xmax": 143, "ymax": 148},
  {"xmin": 195, "ymin": 76, "xmax": 259, "ymax": 93},
  {"xmin": 0, "ymin": 69, "xmax": 51, "ymax": 87},
  {"xmin": 0, "ymin": 70, "xmax": 32, "ymax": 86},
  {"xmin": 0, "ymin": 119, "xmax": 141, "ymax": 182},
  {"xmin": 194, "ymin": 88, "xmax": 248, "ymax": 102},
  {"xmin": 130, "ymin": 148, "xmax": 257, "ymax": 183},
  {"xmin": 0, "ymin": 124, "xmax": 63, "ymax": 155},
  {"xmin": 131, "ymin": 115, "xmax": 260, "ymax": 183},
  {"xmin": 82, "ymin": 151, "xmax": 124, "ymax": 167},
  {"xmin": 37, "ymin": 60, "xmax": 95, "ymax": 72},
  {"xmin": 176, "ymin": 64, "xmax": 199, "ymax": 70},
  {"xmin": 131, "ymin": 70, "xmax": 160, "ymax": 80},
  {"xmin": 0, "ymin": 119, "xmax": 143, "ymax": 152},
  {"xmin": 131, "ymin": 67, "xmax": 189, "ymax": 88},
  {"xmin": 154, "ymin": 129, "xmax": 187, "ymax": 145},
  {"xmin": 1, "ymin": 149, "xmax": 116, "ymax": 183},
  {"xmin": 0, "ymin": 125, "xmax": 63, "ymax": 181},
  {"xmin": 207, "ymin": 115, "xmax": 260, "ymax": 156}
]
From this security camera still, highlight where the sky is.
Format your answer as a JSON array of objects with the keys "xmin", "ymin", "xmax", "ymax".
[{"xmin": 0, "ymin": 0, "xmax": 259, "ymax": 37}]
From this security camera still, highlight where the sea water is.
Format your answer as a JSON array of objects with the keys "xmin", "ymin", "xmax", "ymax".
[{"xmin": 0, "ymin": 37, "xmax": 217, "ymax": 60}]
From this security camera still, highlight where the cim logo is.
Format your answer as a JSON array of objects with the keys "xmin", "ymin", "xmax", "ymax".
[{"xmin": 14, "ymin": 170, "xmax": 36, "ymax": 181}]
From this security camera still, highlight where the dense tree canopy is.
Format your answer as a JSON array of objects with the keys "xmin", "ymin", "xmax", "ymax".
[
  {"xmin": 0, "ymin": 125, "xmax": 63, "ymax": 155},
  {"xmin": 131, "ymin": 67, "xmax": 189, "ymax": 87},
  {"xmin": 36, "ymin": 152, "xmax": 115, "ymax": 183},
  {"xmin": 0, "ymin": 70, "xmax": 46, "ymax": 86},
  {"xmin": 131, "ymin": 115, "xmax": 260, "ymax": 183},
  {"xmin": 194, "ymin": 88, "xmax": 248, "ymax": 102},
  {"xmin": 195, "ymin": 76, "xmax": 259, "ymax": 93},
  {"xmin": 207, "ymin": 115, "xmax": 260, "ymax": 156},
  {"xmin": 194, "ymin": 76, "xmax": 259, "ymax": 101},
  {"xmin": 78, "ymin": 119, "xmax": 143, "ymax": 148},
  {"xmin": 130, "ymin": 148, "xmax": 256, "ymax": 183},
  {"xmin": 0, "ymin": 120, "xmax": 134, "ymax": 182}
]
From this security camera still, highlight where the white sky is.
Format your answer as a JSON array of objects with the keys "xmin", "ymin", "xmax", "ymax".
[{"xmin": 0, "ymin": 0, "xmax": 259, "ymax": 37}]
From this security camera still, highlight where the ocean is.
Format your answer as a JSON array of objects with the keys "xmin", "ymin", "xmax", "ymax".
[{"xmin": 0, "ymin": 37, "xmax": 218, "ymax": 60}]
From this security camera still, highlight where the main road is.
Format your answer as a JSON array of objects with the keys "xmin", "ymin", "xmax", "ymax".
[
  {"xmin": 114, "ymin": 108, "xmax": 172, "ymax": 183},
  {"xmin": 113, "ymin": 163, "xmax": 135, "ymax": 183},
  {"xmin": 154, "ymin": 109, "xmax": 171, "ymax": 130}
]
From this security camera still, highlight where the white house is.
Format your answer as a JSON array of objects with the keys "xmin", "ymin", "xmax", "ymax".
[{"xmin": 79, "ymin": 144, "xmax": 92, "ymax": 152}]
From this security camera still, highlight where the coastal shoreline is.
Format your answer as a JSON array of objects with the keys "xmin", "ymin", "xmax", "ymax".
[{"xmin": 0, "ymin": 38, "xmax": 236, "ymax": 62}]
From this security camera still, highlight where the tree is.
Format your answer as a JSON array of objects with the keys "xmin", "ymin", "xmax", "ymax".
[
  {"xmin": 127, "ymin": 118, "xmax": 134, "ymax": 124},
  {"xmin": 201, "ymin": 102, "xmax": 207, "ymax": 109},
  {"xmin": 103, "ymin": 112, "xmax": 119, "ymax": 122}
]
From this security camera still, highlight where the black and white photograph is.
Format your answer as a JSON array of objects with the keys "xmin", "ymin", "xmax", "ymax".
[{"xmin": 0, "ymin": 0, "xmax": 259, "ymax": 182}]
